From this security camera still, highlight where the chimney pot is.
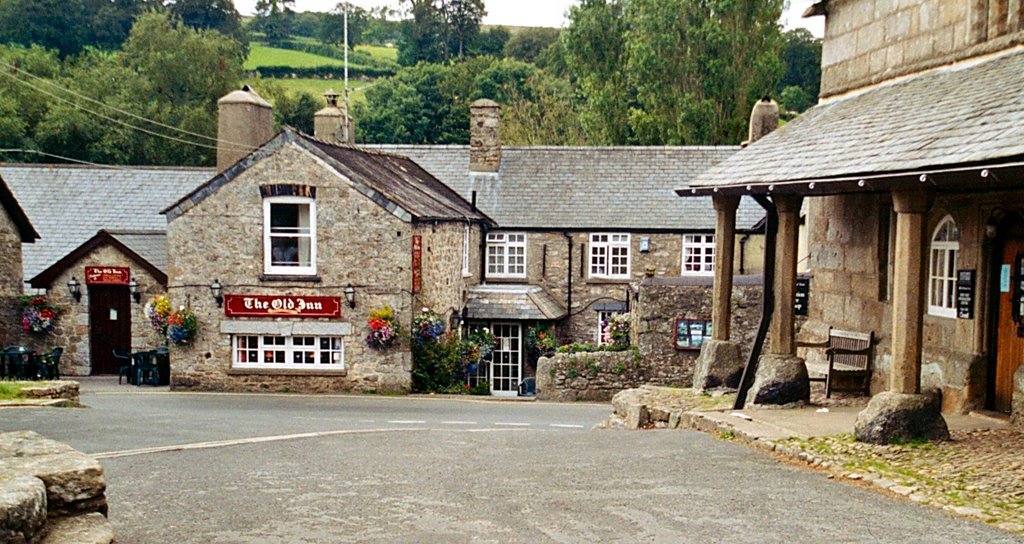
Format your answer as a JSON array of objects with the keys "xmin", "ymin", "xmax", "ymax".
[
  {"xmin": 315, "ymin": 89, "xmax": 355, "ymax": 145},
  {"xmin": 470, "ymin": 98, "xmax": 501, "ymax": 173}
]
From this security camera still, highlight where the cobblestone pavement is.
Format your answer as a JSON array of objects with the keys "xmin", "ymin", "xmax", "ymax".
[{"xmin": 776, "ymin": 428, "xmax": 1024, "ymax": 534}]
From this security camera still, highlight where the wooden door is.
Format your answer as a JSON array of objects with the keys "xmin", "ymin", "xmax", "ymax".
[
  {"xmin": 89, "ymin": 285, "xmax": 131, "ymax": 375},
  {"xmin": 994, "ymin": 238, "xmax": 1024, "ymax": 412}
]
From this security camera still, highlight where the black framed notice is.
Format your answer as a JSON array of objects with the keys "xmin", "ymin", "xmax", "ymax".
[
  {"xmin": 794, "ymin": 276, "xmax": 810, "ymax": 317},
  {"xmin": 674, "ymin": 318, "xmax": 712, "ymax": 350},
  {"xmin": 956, "ymin": 269, "xmax": 975, "ymax": 320}
]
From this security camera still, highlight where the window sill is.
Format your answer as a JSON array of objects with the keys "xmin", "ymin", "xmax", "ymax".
[
  {"xmin": 259, "ymin": 275, "xmax": 322, "ymax": 283},
  {"xmin": 485, "ymin": 277, "xmax": 530, "ymax": 284},
  {"xmin": 228, "ymin": 367, "xmax": 347, "ymax": 377},
  {"xmin": 587, "ymin": 278, "xmax": 632, "ymax": 285}
]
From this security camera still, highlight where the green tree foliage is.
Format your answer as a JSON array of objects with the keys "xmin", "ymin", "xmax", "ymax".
[
  {"xmin": 0, "ymin": 0, "xmax": 156, "ymax": 57},
  {"xmin": 777, "ymin": 28, "xmax": 821, "ymax": 110},
  {"xmin": 778, "ymin": 85, "xmax": 812, "ymax": 114},
  {"xmin": 564, "ymin": 0, "xmax": 784, "ymax": 145},
  {"xmin": 167, "ymin": 0, "xmax": 248, "ymax": 45},
  {"xmin": 255, "ymin": 80, "xmax": 320, "ymax": 134},
  {"xmin": 253, "ymin": 0, "xmax": 296, "ymax": 44},
  {"xmin": 504, "ymin": 27, "xmax": 561, "ymax": 63},
  {"xmin": 441, "ymin": 0, "xmax": 486, "ymax": 58},
  {"xmin": 397, "ymin": 0, "xmax": 487, "ymax": 65},
  {"xmin": 467, "ymin": 26, "xmax": 509, "ymax": 58},
  {"xmin": 362, "ymin": 6, "xmax": 403, "ymax": 46},
  {"xmin": 318, "ymin": 4, "xmax": 369, "ymax": 49}
]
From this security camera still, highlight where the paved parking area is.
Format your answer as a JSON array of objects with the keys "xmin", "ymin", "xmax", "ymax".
[{"xmin": 1, "ymin": 380, "xmax": 1021, "ymax": 543}]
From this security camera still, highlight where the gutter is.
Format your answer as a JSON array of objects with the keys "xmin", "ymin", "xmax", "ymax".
[
  {"xmin": 564, "ymin": 232, "xmax": 573, "ymax": 332},
  {"xmin": 733, "ymin": 195, "xmax": 778, "ymax": 410}
]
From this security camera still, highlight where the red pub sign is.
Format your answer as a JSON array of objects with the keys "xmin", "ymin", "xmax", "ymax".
[
  {"xmin": 412, "ymin": 235, "xmax": 422, "ymax": 294},
  {"xmin": 223, "ymin": 295, "xmax": 342, "ymax": 319},
  {"xmin": 84, "ymin": 266, "xmax": 130, "ymax": 285}
]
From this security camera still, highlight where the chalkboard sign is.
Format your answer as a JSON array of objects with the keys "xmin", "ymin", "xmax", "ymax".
[
  {"xmin": 956, "ymin": 269, "xmax": 975, "ymax": 320},
  {"xmin": 794, "ymin": 276, "xmax": 810, "ymax": 316}
]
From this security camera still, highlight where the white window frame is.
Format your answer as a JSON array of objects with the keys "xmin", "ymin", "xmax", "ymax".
[
  {"xmin": 597, "ymin": 310, "xmax": 623, "ymax": 345},
  {"xmin": 232, "ymin": 335, "xmax": 344, "ymax": 370},
  {"xmin": 927, "ymin": 216, "xmax": 959, "ymax": 318},
  {"xmin": 590, "ymin": 233, "xmax": 631, "ymax": 279},
  {"xmin": 263, "ymin": 196, "xmax": 317, "ymax": 276},
  {"xmin": 462, "ymin": 224, "xmax": 471, "ymax": 277},
  {"xmin": 682, "ymin": 234, "xmax": 716, "ymax": 275},
  {"xmin": 486, "ymin": 232, "xmax": 527, "ymax": 279}
]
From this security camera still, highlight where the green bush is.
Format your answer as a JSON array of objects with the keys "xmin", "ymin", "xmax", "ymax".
[
  {"xmin": 411, "ymin": 335, "xmax": 463, "ymax": 393},
  {"xmin": 250, "ymin": 64, "xmax": 396, "ymax": 79}
]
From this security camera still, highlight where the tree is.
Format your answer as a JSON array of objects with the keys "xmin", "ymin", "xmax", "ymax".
[
  {"xmin": 397, "ymin": 0, "xmax": 447, "ymax": 65},
  {"xmin": 319, "ymin": 4, "xmax": 369, "ymax": 49},
  {"xmin": 467, "ymin": 26, "xmax": 509, "ymax": 58},
  {"xmin": 0, "ymin": 0, "xmax": 91, "ymax": 58},
  {"xmin": 440, "ymin": 0, "xmax": 485, "ymax": 58},
  {"xmin": 255, "ymin": 81, "xmax": 320, "ymax": 134},
  {"xmin": 504, "ymin": 27, "xmax": 560, "ymax": 63},
  {"xmin": 167, "ymin": 0, "xmax": 248, "ymax": 45},
  {"xmin": 779, "ymin": 85, "xmax": 812, "ymax": 113},
  {"xmin": 253, "ymin": 0, "xmax": 295, "ymax": 45},
  {"xmin": 778, "ymin": 28, "xmax": 821, "ymax": 108}
]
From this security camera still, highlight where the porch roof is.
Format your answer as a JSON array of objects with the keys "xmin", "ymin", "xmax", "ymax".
[
  {"xmin": 465, "ymin": 285, "xmax": 567, "ymax": 321},
  {"xmin": 677, "ymin": 47, "xmax": 1024, "ymax": 197}
]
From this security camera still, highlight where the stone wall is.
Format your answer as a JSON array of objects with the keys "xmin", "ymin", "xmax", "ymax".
[
  {"xmin": 820, "ymin": 0, "xmax": 1023, "ymax": 97},
  {"xmin": 0, "ymin": 203, "xmax": 23, "ymax": 348},
  {"xmin": 24, "ymin": 243, "xmax": 165, "ymax": 376},
  {"xmin": 167, "ymin": 142, "xmax": 476, "ymax": 393},
  {"xmin": 486, "ymin": 230, "xmax": 764, "ymax": 345},
  {"xmin": 635, "ymin": 277, "xmax": 763, "ymax": 387},
  {"xmin": 414, "ymin": 221, "xmax": 480, "ymax": 319},
  {"xmin": 536, "ymin": 350, "xmax": 671, "ymax": 402},
  {"xmin": 803, "ymin": 191, "xmax": 1023, "ymax": 413}
]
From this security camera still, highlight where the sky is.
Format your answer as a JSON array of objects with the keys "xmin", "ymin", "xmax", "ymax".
[{"xmin": 234, "ymin": 0, "xmax": 825, "ymax": 37}]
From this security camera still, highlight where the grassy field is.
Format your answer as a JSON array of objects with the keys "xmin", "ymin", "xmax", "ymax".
[
  {"xmin": 245, "ymin": 44, "xmax": 346, "ymax": 70},
  {"xmin": 0, "ymin": 382, "xmax": 26, "ymax": 401},
  {"xmin": 268, "ymin": 78, "xmax": 371, "ymax": 100}
]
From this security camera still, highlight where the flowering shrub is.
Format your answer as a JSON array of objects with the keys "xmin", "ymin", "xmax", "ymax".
[
  {"xmin": 608, "ymin": 314, "xmax": 631, "ymax": 347},
  {"xmin": 166, "ymin": 306, "xmax": 198, "ymax": 345},
  {"xmin": 412, "ymin": 308, "xmax": 445, "ymax": 344},
  {"xmin": 365, "ymin": 305, "xmax": 398, "ymax": 350},
  {"xmin": 526, "ymin": 324, "xmax": 557, "ymax": 357},
  {"xmin": 18, "ymin": 296, "xmax": 61, "ymax": 335},
  {"xmin": 144, "ymin": 294, "xmax": 172, "ymax": 336}
]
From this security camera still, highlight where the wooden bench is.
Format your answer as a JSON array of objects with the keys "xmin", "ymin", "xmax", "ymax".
[{"xmin": 797, "ymin": 328, "xmax": 875, "ymax": 398}]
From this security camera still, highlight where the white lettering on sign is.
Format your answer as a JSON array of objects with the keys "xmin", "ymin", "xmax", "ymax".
[{"xmin": 241, "ymin": 297, "xmax": 324, "ymax": 312}]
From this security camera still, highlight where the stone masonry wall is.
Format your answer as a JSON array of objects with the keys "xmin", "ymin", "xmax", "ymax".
[
  {"xmin": 0, "ymin": 205, "xmax": 22, "ymax": 348},
  {"xmin": 167, "ymin": 143, "xmax": 426, "ymax": 393},
  {"xmin": 24, "ymin": 244, "xmax": 165, "ymax": 376},
  {"xmin": 803, "ymin": 192, "xmax": 1017, "ymax": 413},
  {"xmin": 414, "ymin": 221, "xmax": 480, "ymax": 319},
  {"xmin": 635, "ymin": 278, "xmax": 763, "ymax": 387},
  {"xmin": 820, "ymin": 0, "xmax": 1023, "ymax": 97},
  {"xmin": 536, "ymin": 350, "xmax": 653, "ymax": 402}
]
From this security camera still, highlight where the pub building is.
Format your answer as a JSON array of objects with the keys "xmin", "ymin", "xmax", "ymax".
[
  {"xmin": 163, "ymin": 87, "xmax": 492, "ymax": 392},
  {"xmin": 26, "ymin": 230, "xmax": 167, "ymax": 376},
  {"xmin": 0, "ymin": 174, "xmax": 38, "ymax": 348}
]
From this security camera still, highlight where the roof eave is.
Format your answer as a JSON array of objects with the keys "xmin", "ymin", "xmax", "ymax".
[
  {"xmin": 28, "ymin": 230, "xmax": 167, "ymax": 289},
  {"xmin": 0, "ymin": 175, "xmax": 39, "ymax": 242}
]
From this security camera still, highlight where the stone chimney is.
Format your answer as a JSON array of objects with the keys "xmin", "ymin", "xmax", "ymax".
[
  {"xmin": 314, "ymin": 89, "xmax": 355, "ymax": 145},
  {"xmin": 745, "ymin": 97, "xmax": 780, "ymax": 147},
  {"xmin": 217, "ymin": 84, "xmax": 274, "ymax": 174},
  {"xmin": 469, "ymin": 98, "xmax": 501, "ymax": 173}
]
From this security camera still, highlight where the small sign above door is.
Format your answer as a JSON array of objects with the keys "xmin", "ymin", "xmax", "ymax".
[{"xmin": 85, "ymin": 266, "xmax": 130, "ymax": 285}]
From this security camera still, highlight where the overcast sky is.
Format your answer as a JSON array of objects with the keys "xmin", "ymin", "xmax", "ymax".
[{"xmin": 234, "ymin": 0, "xmax": 825, "ymax": 37}]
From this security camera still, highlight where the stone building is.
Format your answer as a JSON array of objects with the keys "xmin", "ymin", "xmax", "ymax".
[
  {"xmin": 374, "ymin": 100, "xmax": 765, "ymax": 391},
  {"xmin": 678, "ymin": 0, "xmax": 1024, "ymax": 440},
  {"xmin": 163, "ymin": 87, "xmax": 492, "ymax": 393},
  {"xmin": 0, "ymin": 174, "xmax": 39, "ymax": 346},
  {"xmin": 2, "ymin": 165, "xmax": 211, "ymax": 375}
]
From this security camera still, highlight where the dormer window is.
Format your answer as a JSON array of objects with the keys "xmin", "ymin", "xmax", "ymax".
[{"xmin": 264, "ymin": 196, "xmax": 316, "ymax": 276}]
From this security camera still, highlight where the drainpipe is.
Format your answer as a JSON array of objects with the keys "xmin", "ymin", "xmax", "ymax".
[
  {"xmin": 564, "ymin": 232, "xmax": 573, "ymax": 324},
  {"xmin": 733, "ymin": 195, "xmax": 778, "ymax": 410},
  {"xmin": 739, "ymin": 232, "xmax": 751, "ymax": 275}
]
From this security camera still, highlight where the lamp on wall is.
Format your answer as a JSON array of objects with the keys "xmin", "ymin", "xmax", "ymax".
[
  {"xmin": 344, "ymin": 284, "xmax": 356, "ymax": 309},
  {"xmin": 67, "ymin": 277, "xmax": 81, "ymax": 302},
  {"xmin": 128, "ymin": 277, "xmax": 140, "ymax": 304},
  {"xmin": 210, "ymin": 279, "xmax": 223, "ymax": 308}
]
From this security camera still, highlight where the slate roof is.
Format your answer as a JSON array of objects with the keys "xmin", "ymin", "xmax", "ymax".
[
  {"xmin": 165, "ymin": 129, "xmax": 494, "ymax": 226},
  {"xmin": 28, "ymin": 229, "xmax": 168, "ymax": 288},
  {"xmin": 681, "ymin": 47, "xmax": 1024, "ymax": 195},
  {"xmin": 0, "ymin": 175, "xmax": 38, "ymax": 243},
  {"xmin": 107, "ymin": 230, "xmax": 167, "ymax": 272},
  {"xmin": 0, "ymin": 164, "xmax": 211, "ymax": 282},
  {"xmin": 465, "ymin": 285, "xmax": 567, "ymax": 321},
  {"xmin": 367, "ymin": 145, "xmax": 761, "ymax": 231}
]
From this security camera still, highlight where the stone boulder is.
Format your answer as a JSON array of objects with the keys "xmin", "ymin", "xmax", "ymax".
[
  {"xmin": 0, "ymin": 475, "xmax": 47, "ymax": 543},
  {"xmin": 745, "ymin": 355, "xmax": 809, "ymax": 407},
  {"xmin": 0, "ymin": 431, "xmax": 107, "ymax": 517},
  {"xmin": 1013, "ymin": 366, "xmax": 1024, "ymax": 429},
  {"xmin": 854, "ymin": 390, "xmax": 950, "ymax": 444},
  {"xmin": 20, "ymin": 382, "xmax": 80, "ymax": 403},
  {"xmin": 692, "ymin": 340, "xmax": 744, "ymax": 391}
]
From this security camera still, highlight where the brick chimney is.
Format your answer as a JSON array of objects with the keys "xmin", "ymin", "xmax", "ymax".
[
  {"xmin": 217, "ymin": 85, "xmax": 274, "ymax": 174},
  {"xmin": 745, "ymin": 97, "xmax": 779, "ymax": 146},
  {"xmin": 314, "ymin": 89, "xmax": 355, "ymax": 145},
  {"xmin": 469, "ymin": 98, "xmax": 500, "ymax": 173}
]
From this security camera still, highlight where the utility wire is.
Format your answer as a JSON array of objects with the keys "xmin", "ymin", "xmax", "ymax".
[
  {"xmin": 0, "ymin": 61, "xmax": 254, "ymax": 150},
  {"xmin": 0, "ymin": 70, "xmax": 252, "ymax": 153},
  {"xmin": 0, "ymin": 149, "xmax": 128, "ymax": 169}
]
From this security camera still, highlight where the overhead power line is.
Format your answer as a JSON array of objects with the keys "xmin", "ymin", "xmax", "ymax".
[{"xmin": 0, "ymin": 149, "xmax": 128, "ymax": 169}]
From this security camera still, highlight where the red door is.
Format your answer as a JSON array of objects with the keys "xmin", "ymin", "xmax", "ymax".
[
  {"xmin": 994, "ymin": 238, "xmax": 1024, "ymax": 413},
  {"xmin": 89, "ymin": 285, "xmax": 131, "ymax": 375}
]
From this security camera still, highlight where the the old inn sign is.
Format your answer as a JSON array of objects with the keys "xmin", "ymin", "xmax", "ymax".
[{"xmin": 223, "ymin": 295, "xmax": 343, "ymax": 319}]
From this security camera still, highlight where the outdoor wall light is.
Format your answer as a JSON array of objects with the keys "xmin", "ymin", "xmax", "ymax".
[
  {"xmin": 67, "ymin": 277, "xmax": 81, "ymax": 302},
  {"xmin": 344, "ymin": 284, "xmax": 356, "ymax": 309},
  {"xmin": 210, "ymin": 279, "xmax": 223, "ymax": 308},
  {"xmin": 128, "ymin": 277, "xmax": 141, "ymax": 304}
]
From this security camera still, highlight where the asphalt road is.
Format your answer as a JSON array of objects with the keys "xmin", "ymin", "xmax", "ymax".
[{"xmin": 2, "ymin": 382, "xmax": 1021, "ymax": 543}]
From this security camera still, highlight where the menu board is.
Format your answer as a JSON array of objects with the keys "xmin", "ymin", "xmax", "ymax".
[{"xmin": 956, "ymin": 269, "xmax": 975, "ymax": 320}]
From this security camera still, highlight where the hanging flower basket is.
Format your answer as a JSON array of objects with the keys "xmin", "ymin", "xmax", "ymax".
[
  {"xmin": 18, "ymin": 295, "xmax": 61, "ymax": 335},
  {"xmin": 365, "ymin": 305, "xmax": 399, "ymax": 350},
  {"xmin": 166, "ymin": 306, "xmax": 198, "ymax": 346},
  {"xmin": 412, "ymin": 308, "xmax": 446, "ymax": 345},
  {"xmin": 144, "ymin": 294, "xmax": 172, "ymax": 337}
]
